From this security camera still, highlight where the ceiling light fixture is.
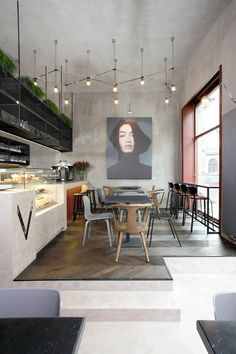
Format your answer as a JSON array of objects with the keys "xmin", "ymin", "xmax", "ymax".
[
  {"xmin": 31, "ymin": 36, "xmax": 177, "ymax": 106},
  {"xmin": 64, "ymin": 58, "xmax": 69, "ymax": 105},
  {"xmin": 223, "ymin": 83, "xmax": 236, "ymax": 103},
  {"xmin": 170, "ymin": 36, "xmax": 176, "ymax": 92},
  {"xmin": 114, "ymin": 97, "xmax": 119, "ymax": 105},
  {"xmin": 33, "ymin": 49, "xmax": 37, "ymax": 86},
  {"xmin": 140, "ymin": 48, "xmax": 145, "ymax": 86},
  {"xmin": 128, "ymin": 103, "xmax": 132, "ymax": 114},
  {"xmin": 164, "ymin": 57, "xmax": 170, "ymax": 104},
  {"xmin": 53, "ymin": 39, "xmax": 58, "ymax": 93}
]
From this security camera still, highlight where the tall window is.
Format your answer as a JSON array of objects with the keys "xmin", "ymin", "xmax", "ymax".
[
  {"xmin": 195, "ymin": 86, "xmax": 220, "ymax": 219},
  {"xmin": 182, "ymin": 70, "xmax": 221, "ymax": 222},
  {"xmin": 195, "ymin": 86, "xmax": 220, "ymax": 186}
]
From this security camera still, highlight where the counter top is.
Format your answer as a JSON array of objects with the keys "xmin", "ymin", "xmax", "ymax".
[
  {"xmin": 197, "ymin": 320, "xmax": 236, "ymax": 354},
  {"xmin": 0, "ymin": 317, "xmax": 85, "ymax": 354}
]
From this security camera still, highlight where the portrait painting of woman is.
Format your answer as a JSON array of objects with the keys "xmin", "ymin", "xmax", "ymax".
[{"xmin": 107, "ymin": 117, "xmax": 152, "ymax": 179}]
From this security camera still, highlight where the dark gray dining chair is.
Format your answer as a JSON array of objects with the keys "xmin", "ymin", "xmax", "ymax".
[
  {"xmin": 213, "ymin": 292, "xmax": 236, "ymax": 320},
  {"xmin": 0, "ymin": 288, "xmax": 60, "ymax": 318}
]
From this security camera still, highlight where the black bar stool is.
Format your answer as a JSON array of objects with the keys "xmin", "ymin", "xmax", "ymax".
[
  {"xmin": 73, "ymin": 192, "xmax": 85, "ymax": 221},
  {"xmin": 166, "ymin": 182, "xmax": 174, "ymax": 210},
  {"xmin": 86, "ymin": 189, "xmax": 97, "ymax": 212},
  {"xmin": 187, "ymin": 186, "xmax": 208, "ymax": 232}
]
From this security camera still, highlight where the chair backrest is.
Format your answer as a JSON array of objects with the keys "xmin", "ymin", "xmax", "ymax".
[
  {"xmin": 168, "ymin": 182, "xmax": 174, "ymax": 190},
  {"xmin": 113, "ymin": 203, "xmax": 151, "ymax": 233},
  {"xmin": 188, "ymin": 186, "xmax": 198, "ymax": 196},
  {"xmin": 170, "ymin": 191, "xmax": 179, "ymax": 217},
  {"xmin": 213, "ymin": 292, "xmax": 236, "ymax": 320},
  {"xmin": 82, "ymin": 195, "xmax": 93, "ymax": 219},
  {"xmin": 0, "ymin": 288, "xmax": 60, "ymax": 318},
  {"xmin": 97, "ymin": 188, "xmax": 106, "ymax": 204}
]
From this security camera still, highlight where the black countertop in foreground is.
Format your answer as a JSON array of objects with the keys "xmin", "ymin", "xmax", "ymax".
[
  {"xmin": 0, "ymin": 317, "xmax": 85, "ymax": 354},
  {"xmin": 197, "ymin": 320, "xmax": 236, "ymax": 354}
]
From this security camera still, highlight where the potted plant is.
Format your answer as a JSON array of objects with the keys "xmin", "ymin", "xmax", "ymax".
[{"xmin": 74, "ymin": 160, "xmax": 90, "ymax": 180}]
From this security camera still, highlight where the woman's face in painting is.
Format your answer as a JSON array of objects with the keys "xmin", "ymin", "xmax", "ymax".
[{"xmin": 118, "ymin": 123, "xmax": 135, "ymax": 153}]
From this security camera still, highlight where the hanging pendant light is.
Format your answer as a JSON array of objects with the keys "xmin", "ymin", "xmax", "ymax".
[
  {"xmin": 53, "ymin": 39, "xmax": 59, "ymax": 93},
  {"xmin": 64, "ymin": 58, "xmax": 69, "ymax": 105},
  {"xmin": 112, "ymin": 43, "xmax": 118, "ymax": 92},
  {"xmin": 164, "ymin": 57, "xmax": 170, "ymax": 104},
  {"xmin": 128, "ymin": 103, "xmax": 132, "ymax": 114},
  {"xmin": 85, "ymin": 50, "xmax": 91, "ymax": 87},
  {"xmin": 113, "ymin": 97, "xmax": 119, "ymax": 105},
  {"xmin": 33, "ymin": 49, "xmax": 38, "ymax": 86},
  {"xmin": 170, "ymin": 37, "xmax": 176, "ymax": 92},
  {"xmin": 140, "ymin": 48, "xmax": 145, "ymax": 86}
]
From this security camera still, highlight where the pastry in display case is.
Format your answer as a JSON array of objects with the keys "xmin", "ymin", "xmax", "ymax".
[{"xmin": 0, "ymin": 168, "xmax": 57, "ymax": 210}]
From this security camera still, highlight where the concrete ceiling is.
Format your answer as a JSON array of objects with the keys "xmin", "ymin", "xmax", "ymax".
[{"xmin": 0, "ymin": 0, "xmax": 233, "ymax": 95}]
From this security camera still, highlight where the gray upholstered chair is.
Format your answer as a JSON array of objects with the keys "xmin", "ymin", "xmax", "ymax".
[
  {"xmin": 0, "ymin": 288, "xmax": 60, "ymax": 318},
  {"xmin": 82, "ymin": 195, "xmax": 114, "ymax": 247}
]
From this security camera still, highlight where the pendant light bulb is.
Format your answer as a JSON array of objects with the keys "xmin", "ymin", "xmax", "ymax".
[
  {"xmin": 54, "ymin": 85, "xmax": 59, "ymax": 93},
  {"xmin": 16, "ymin": 100, "xmax": 20, "ymax": 105},
  {"xmin": 140, "ymin": 76, "xmax": 145, "ymax": 86},
  {"xmin": 165, "ymin": 97, "xmax": 170, "ymax": 104},
  {"xmin": 114, "ymin": 97, "xmax": 119, "ymax": 105},
  {"xmin": 171, "ymin": 84, "xmax": 176, "ymax": 92},
  {"xmin": 128, "ymin": 103, "xmax": 132, "ymax": 114},
  {"xmin": 86, "ymin": 77, "xmax": 91, "ymax": 87},
  {"xmin": 64, "ymin": 97, "xmax": 69, "ymax": 105},
  {"xmin": 113, "ymin": 84, "xmax": 118, "ymax": 93},
  {"xmin": 33, "ymin": 78, "xmax": 38, "ymax": 86}
]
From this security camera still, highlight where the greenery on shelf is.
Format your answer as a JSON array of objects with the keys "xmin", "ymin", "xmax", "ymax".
[
  {"xmin": 0, "ymin": 48, "xmax": 17, "ymax": 75},
  {"xmin": 44, "ymin": 98, "xmax": 60, "ymax": 114},
  {"xmin": 61, "ymin": 113, "xmax": 72, "ymax": 128},
  {"xmin": 22, "ymin": 76, "xmax": 45, "ymax": 100}
]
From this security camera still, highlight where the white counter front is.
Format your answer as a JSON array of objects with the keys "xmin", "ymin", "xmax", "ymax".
[{"xmin": 0, "ymin": 181, "xmax": 85, "ymax": 286}]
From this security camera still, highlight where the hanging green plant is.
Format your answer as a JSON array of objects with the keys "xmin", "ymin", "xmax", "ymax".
[
  {"xmin": 61, "ymin": 113, "xmax": 72, "ymax": 128},
  {"xmin": 0, "ymin": 48, "xmax": 17, "ymax": 75},
  {"xmin": 21, "ymin": 76, "xmax": 45, "ymax": 100},
  {"xmin": 44, "ymin": 98, "xmax": 60, "ymax": 114}
]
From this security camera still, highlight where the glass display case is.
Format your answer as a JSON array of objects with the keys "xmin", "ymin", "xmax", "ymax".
[{"xmin": 0, "ymin": 167, "xmax": 57, "ymax": 210}]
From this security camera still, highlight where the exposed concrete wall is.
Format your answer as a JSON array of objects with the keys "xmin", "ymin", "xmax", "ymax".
[
  {"xmin": 180, "ymin": 0, "xmax": 236, "ymax": 114},
  {"xmin": 62, "ymin": 91, "xmax": 180, "ymax": 191},
  {"xmin": 179, "ymin": 0, "xmax": 236, "ymax": 235}
]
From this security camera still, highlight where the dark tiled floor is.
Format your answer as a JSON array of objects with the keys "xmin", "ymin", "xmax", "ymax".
[{"xmin": 15, "ymin": 214, "xmax": 236, "ymax": 281}]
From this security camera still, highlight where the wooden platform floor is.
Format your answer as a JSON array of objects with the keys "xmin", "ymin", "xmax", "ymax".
[{"xmin": 15, "ymin": 213, "xmax": 236, "ymax": 282}]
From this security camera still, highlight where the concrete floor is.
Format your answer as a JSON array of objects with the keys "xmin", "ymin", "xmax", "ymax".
[{"xmin": 77, "ymin": 257, "xmax": 236, "ymax": 354}]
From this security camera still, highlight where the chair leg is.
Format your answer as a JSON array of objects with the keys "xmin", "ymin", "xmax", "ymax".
[
  {"xmin": 166, "ymin": 190, "xmax": 170, "ymax": 210},
  {"xmin": 105, "ymin": 219, "xmax": 113, "ymax": 247},
  {"xmin": 147, "ymin": 214, "xmax": 152, "ymax": 239},
  {"xmin": 168, "ymin": 219, "xmax": 182, "ymax": 247},
  {"xmin": 82, "ymin": 220, "xmax": 89, "ymax": 246},
  {"xmin": 149, "ymin": 215, "xmax": 155, "ymax": 247},
  {"xmin": 115, "ymin": 231, "xmax": 123, "ymax": 262},
  {"xmin": 140, "ymin": 231, "xmax": 150, "ymax": 263}
]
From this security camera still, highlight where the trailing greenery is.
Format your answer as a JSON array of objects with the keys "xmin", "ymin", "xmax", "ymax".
[
  {"xmin": 22, "ymin": 76, "xmax": 45, "ymax": 100},
  {"xmin": 44, "ymin": 98, "xmax": 60, "ymax": 114},
  {"xmin": 0, "ymin": 48, "xmax": 17, "ymax": 75},
  {"xmin": 61, "ymin": 113, "xmax": 72, "ymax": 128}
]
